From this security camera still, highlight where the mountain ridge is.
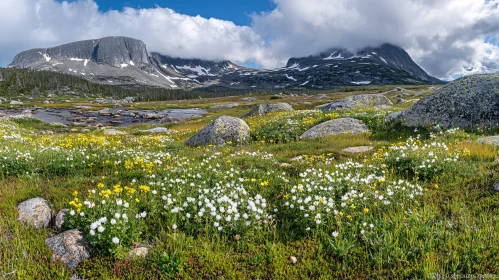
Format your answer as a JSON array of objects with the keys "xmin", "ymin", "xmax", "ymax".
[{"xmin": 8, "ymin": 36, "xmax": 443, "ymax": 90}]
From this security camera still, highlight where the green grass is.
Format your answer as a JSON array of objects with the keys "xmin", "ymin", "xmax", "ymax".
[{"xmin": 2, "ymin": 93, "xmax": 499, "ymax": 279}]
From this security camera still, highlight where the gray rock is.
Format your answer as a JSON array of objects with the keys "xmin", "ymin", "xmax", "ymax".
[
  {"xmin": 396, "ymin": 98, "xmax": 407, "ymax": 104},
  {"xmin": 300, "ymin": 118, "xmax": 369, "ymax": 139},
  {"xmin": 386, "ymin": 111, "xmax": 404, "ymax": 122},
  {"xmin": 240, "ymin": 97, "xmax": 259, "ymax": 102},
  {"xmin": 321, "ymin": 94, "xmax": 392, "ymax": 112},
  {"xmin": 209, "ymin": 103, "xmax": 239, "ymax": 110},
  {"xmin": 45, "ymin": 230, "xmax": 93, "ymax": 269},
  {"xmin": 142, "ymin": 113, "xmax": 163, "ymax": 119},
  {"xmin": 342, "ymin": 146, "xmax": 374, "ymax": 154},
  {"xmin": 103, "ymin": 129, "xmax": 126, "ymax": 135},
  {"xmin": 186, "ymin": 116, "xmax": 250, "ymax": 146},
  {"xmin": 138, "ymin": 127, "xmax": 169, "ymax": 134},
  {"xmin": 55, "ymin": 209, "xmax": 69, "ymax": 231},
  {"xmin": 128, "ymin": 246, "xmax": 149, "ymax": 259},
  {"xmin": 493, "ymin": 182, "xmax": 499, "ymax": 192},
  {"xmin": 10, "ymin": 100, "xmax": 23, "ymax": 105},
  {"xmin": 17, "ymin": 198, "xmax": 52, "ymax": 229},
  {"xmin": 99, "ymin": 108, "xmax": 111, "ymax": 116},
  {"xmin": 243, "ymin": 103, "xmax": 293, "ymax": 118},
  {"xmin": 477, "ymin": 136, "xmax": 499, "ymax": 146},
  {"xmin": 399, "ymin": 74, "xmax": 499, "ymax": 129}
]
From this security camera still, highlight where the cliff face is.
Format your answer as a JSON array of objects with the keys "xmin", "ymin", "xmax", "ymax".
[{"xmin": 10, "ymin": 37, "xmax": 150, "ymax": 68}]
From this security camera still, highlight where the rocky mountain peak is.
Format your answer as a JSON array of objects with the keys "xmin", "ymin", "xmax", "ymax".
[{"xmin": 10, "ymin": 36, "xmax": 150, "ymax": 68}]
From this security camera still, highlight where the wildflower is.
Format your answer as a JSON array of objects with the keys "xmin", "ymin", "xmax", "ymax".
[
  {"xmin": 112, "ymin": 237, "xmax": 120, "ymax": 244},
  {"xmin": 363, "ymin": 208, "xmax": 369, "ymax": 214},
  {"xmin": 172, "ymin": 224, "xmax": 177, "ymax": 230},
  {"xmin": 69, "ymin": 210, "xmax": 75, "ymax": 216},
  {"xmin": 332, "ymin": 231, "xmax": 339, "ymax": 238},
  {"xmin": 89, "ymin": 230, "xmax": 95, "ymax": 236},
  {"xmin": 98, "ymin": 225, "xmax": 105, "ymax": 233},
  {"xmin": 111, "ymin": 219, "xmax": 116, "ymax": 225}
]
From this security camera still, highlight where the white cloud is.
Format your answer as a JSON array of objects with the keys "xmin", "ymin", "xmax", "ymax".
[
  {"xmin": 0, "ymin": 0, "xmax": 270, "ymax": 67},
  {"xmin": 0, "ymin": 0, "xmax": 498, "ymax": 80},
  {"xmin": 252, "ymin": 0, "xmax": 499, "ymax": 79}
]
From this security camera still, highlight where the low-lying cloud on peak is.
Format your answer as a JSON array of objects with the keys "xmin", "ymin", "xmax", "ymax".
[{"xmin": 0, "ymin": 0, "xmax": 498, "ymax": 80}]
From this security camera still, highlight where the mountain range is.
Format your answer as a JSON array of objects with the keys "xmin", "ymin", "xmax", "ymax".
[{"xmin": 8, "ymin": 36, "xmax": 442, "ymax": 90}]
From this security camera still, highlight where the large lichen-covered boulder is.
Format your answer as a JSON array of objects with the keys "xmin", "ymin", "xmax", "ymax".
[
  {"xmin": 243, "ymin": 103, "xmax": 293, "ymax": 118},
  {"xmin": 300, "ymin": 118, "xmax": 369, "ymax": 139},
  {"xmin": 321, "ymin": 94, "xmax": 392, "ymax": 112},
  {"xmin": 45, "ymin": 230, "xmax": 93, "ymax": 269},
  {"xmin": 186, "ymin": 116, "xmax": 250, "ymax": 146},
  {"xmin": 17, "ymin": 198, "xmax": 52, "ymax": 229},
  {"xmin": 396, "ymin": 74, "xmax": 499, "ymax": 129}
]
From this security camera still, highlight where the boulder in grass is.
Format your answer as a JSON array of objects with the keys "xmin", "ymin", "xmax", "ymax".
[
  {"xmin": 397, "ymin": 74, "xmax": 499, "ymax": 129},
  {"xmin": 17, "ymin": 198, "xmax": 52, "ymax": 229},
  {"xmin": 128, "ymin": 246, "xmax": 149, "ymax": 259},
  {"xmin": 300, "ymin": 118, "xmax": 369, "ymax": 139},
  {"xmin": 477, "ymin": 136, "xmax": 499, "ymax": 146},
  {"xmin": 138, "ymin": 127, "xmax": 169, "ymax": 134},
  {"xmin": 45, "ymin": 229, "xmax": 93, "ymax": 269},
  {"xmin": 243, "ymin": 103, "xmax": 293, "ymax": 118},
  {"xmin": 103, "ymin": 129, "xmax": 126, "ymax": 135},
  {"xmin": 186, "ymin": 116, "xmax": 250, "ymax": 146},
  {"xmin": 321, "ymin": 94, "xmax": 392, "ymax": 112},
  {"xmin": 342, "ymin": 146, "xmax": 374, "ymax": 154}
]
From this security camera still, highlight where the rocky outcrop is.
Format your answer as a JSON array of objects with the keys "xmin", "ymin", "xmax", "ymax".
[
  {"xmin": 186, "ymin": 116, "xmax": 250, "ymax": 146},
  {"xmin": 11, "ymin": 37, "xmax": 150, "ymax": 68},
  {"xmin": 17, "ymin": 198, "xmax": 52, "ymax": 229},
  {"xmin": 300, "ymin": 118, "xmax": 369, "ymax": 139},
  {"xmin": 45, "ymin": 230, "xmax": 93, "ymax": 269},
  {"xmin": 243, "ymin": 103, "xmax": 293, "ymax": 118},
  {"xmin": 342, "ymin": 146, "xmax": 374, "ymax": 154},
  {"xmin": 321, "ymin": 94, "xmax": 392, "ymax": 111},
  {"xmin": 394, "ymin": 74, "xmax": 499, "ymax": 129}
]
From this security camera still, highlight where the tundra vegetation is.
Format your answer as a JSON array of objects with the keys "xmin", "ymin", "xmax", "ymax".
[{"xmin": 0, "ymin": 86, "xmax": 498, "ymax": 279}]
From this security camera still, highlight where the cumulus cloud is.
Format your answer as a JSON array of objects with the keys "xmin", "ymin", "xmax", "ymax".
[
  {"xmin": 0, "ymin": 0, "xmax": 269, "ymax": 67},
  {"xmin": 251, "ymin": 0, "xmax": 499, "ymax": 79},
  {"xmin": 0, "ymin": 0, "xmax": 498, "ymax": 80}
]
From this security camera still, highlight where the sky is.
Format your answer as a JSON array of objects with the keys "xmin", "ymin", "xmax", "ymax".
[{"xmin": 0, "ymin": 0, "xmax": 498, "ymax": 80}]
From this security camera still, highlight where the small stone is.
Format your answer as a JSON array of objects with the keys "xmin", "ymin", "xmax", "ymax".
[
  {"xmin": 290, "ymin": 156, "xmax": 303, "ymax": 162},
  {"xmin": 17, "ymin": 198, "xmax": 52, "ymax": 229},
  {"xmin": 478, "ymin": 136, "xmax": 499, "ymax": 146},
  {"xmin": 289, "ymin": 256, "xmax": 298, "ymax": 264},
  {"xmin": 104, "ymin": 129, "xmax": 126, "ymax": 135},
  {"xmin": 280, "ymin": 163, "xmax": 292, "ymax": 167},
  {"xmin": 55, "ymin": 209, "xmax": 69, "ymax": 231},
  {"xmin": 10, "ymin": 100, "xmax": 23, "ymax": 105},
  {"xmin": 128, "ymin": 247, "xmax": 149, "ymax": 259},
  {"xmin": 99, "ymin": 108, "xmax": 111, "ymax": 116},
  {"xmin": 243, "ymin": 103, "xmax": 293, "ymax": 118},
  {"xmin": 342, "ymin": 146, "xmax": 374, "ymax": 154},
  {"xmin": 138, "ymin": 127, "xmax": 169, "ymax": 134},
  {"xmin": 209, "ymin": 103, "xmax": 239, "ymax": 110},
  {"xmin": 493, "ymin": 182, "xmax": 499, "ymax": 192},
  {"xmin": 45, "ymin": 229, "xmax": 93, "ymax": 269}
]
